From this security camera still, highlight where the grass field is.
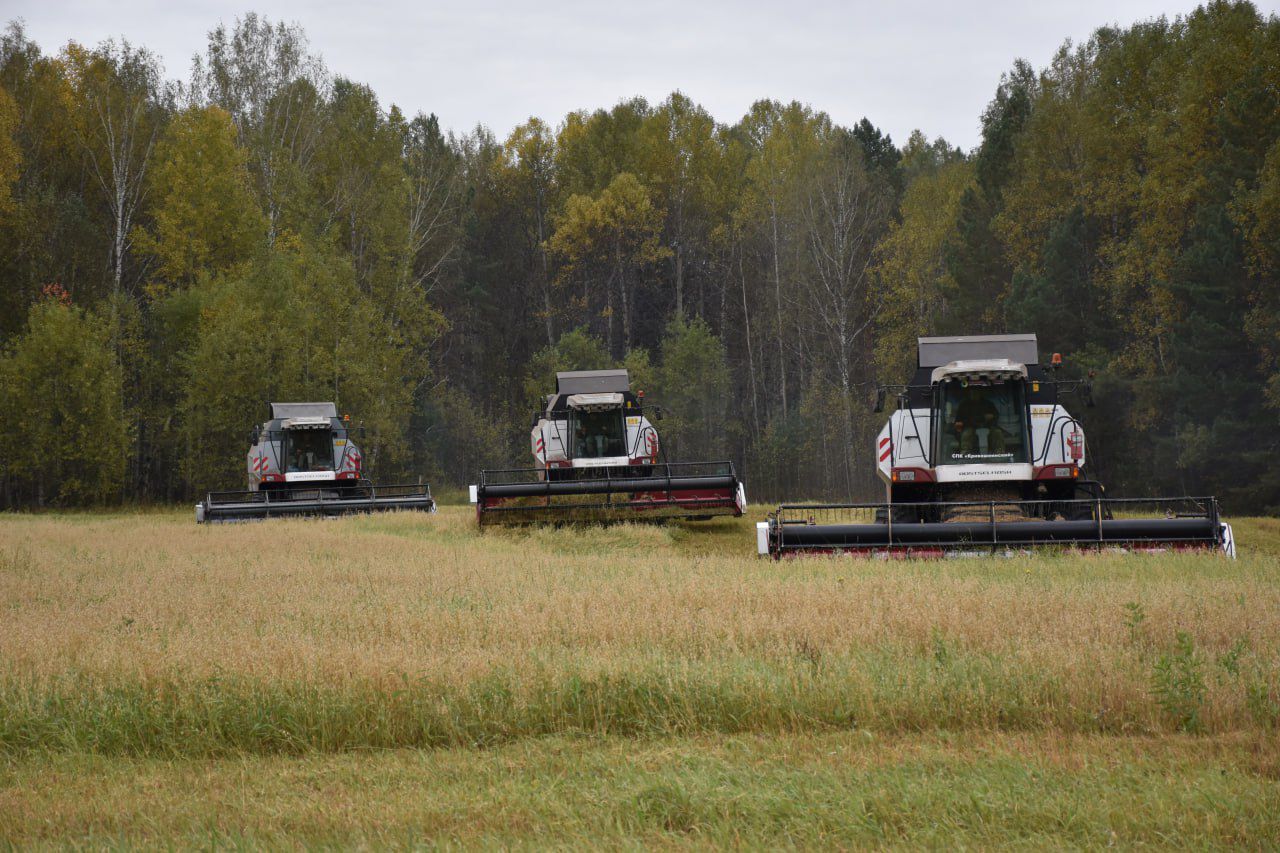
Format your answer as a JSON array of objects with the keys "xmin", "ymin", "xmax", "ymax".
[{"xmin": 1, "ymin": 505, "xmax": 1278, "ymax": 846}]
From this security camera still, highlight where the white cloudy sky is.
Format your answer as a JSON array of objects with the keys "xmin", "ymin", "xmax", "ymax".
[{"xmin": 5, "ymin": 0, "xmax": 1277, "ymax": 150}]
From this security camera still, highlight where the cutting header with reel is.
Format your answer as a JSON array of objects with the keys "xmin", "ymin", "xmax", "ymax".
[
  {"xmin": 472, "ymin": 369, "xmax": 746, "ymax": 525},
  {"xmin": 195, "ymin": 402, "xmax": 435, "ymax": 523},
  {"xmin": 759, "ymin": 334, "xmax": 1234, "ymax": 557}
]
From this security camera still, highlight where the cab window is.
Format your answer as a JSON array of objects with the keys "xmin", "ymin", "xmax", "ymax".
[
  {"xmin": 935, "ymin": 381, "xmax": 1029, "ymax": 465},
  {"xmin": 285, "ymin": 430, "xmax": 334, "ymax": 472},
  {"xmin": 570, "ymin": 411, "xmax": 625, "ymax": 458}
]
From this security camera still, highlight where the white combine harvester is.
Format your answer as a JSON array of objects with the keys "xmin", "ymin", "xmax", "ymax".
[
  {"xmin": 195, "ymin": 402, "xmax": 435, "ymax": 522},
  {"xmin": 759, "ymin": 334, "xmax": 1234, "ymax": 557},
  {"xmin": 472, "ymin": 369, "xmax": 746, "ymax": 525}
]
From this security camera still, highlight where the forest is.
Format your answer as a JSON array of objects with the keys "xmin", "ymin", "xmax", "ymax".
[{"xmin": 1, "ymin": 0, "xmax": 1278, "ymax": 511}]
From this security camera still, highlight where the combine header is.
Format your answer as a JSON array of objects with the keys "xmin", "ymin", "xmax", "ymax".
[
  {"xmin": 472, "ymin": 369, "xmax": 746, "ymax": 525},
  {"xmin": 195, "ymin": 402, "xmax": 435, "ymax": 523},
  {"xmin": 758, "ymin": 335, "xmax": 1234, "ymax": 557}
]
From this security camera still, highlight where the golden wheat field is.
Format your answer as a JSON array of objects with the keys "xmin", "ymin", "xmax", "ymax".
[{"xmin": 2, "ymin": 505, "xmax": 1279, "ymax": 846}]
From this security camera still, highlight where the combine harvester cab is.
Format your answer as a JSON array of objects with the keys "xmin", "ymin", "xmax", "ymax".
[
  {"xmin": 758, "ymin": 334, "xmax": 1234, "ymax": 558},
  {"xmin": 471, "ymin": 369, "xmax": 746, "ymax": 525},
  {"xmin": 195, "ymin": 402, "xmax": 435, "ymax": 522}
]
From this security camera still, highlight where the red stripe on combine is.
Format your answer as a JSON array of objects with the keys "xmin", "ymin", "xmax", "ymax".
[
  {"xmin": 879, "ymin": 446, "xmax": 892, "ymax": 462},
  {"xmin": 878, "ymin": 437, "xmax": 890, "ymax": 448}
]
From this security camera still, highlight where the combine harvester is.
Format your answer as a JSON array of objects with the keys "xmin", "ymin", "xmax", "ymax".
[
  {"xmin": 758, "ymin": 335, "xmax": 1234, "ymax": 557},
  {"xmin": 195, "ymin": 402, "xmax": 435, "ymax": 522},
  {"xmin": 471, "ymin": 369, "xmax": 746, "ymax": 525}
]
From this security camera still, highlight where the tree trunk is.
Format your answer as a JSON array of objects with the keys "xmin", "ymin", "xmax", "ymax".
[
  {"xmin": 674, "ymin": 246, "xmax": 684, "ymax": 317},
  {"xmin": 771, "ymin": 205, "xmax": 787, "ymax": 414},
  {"xmin": 739, "ymin": 251, "xmax": 760, "ymax": 439},
  {"xmin": 538, "ymin": 203, "xmax": 553, "ymax": 345},
  {"xmin": 605, "ymin": 269, "xmax": 616, "ymax": 357},
  {"xmin": 620, "ymin": 263, "xmax": 631, "ymax": 351}
]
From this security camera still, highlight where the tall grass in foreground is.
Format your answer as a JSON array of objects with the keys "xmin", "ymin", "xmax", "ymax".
[
  {"xmin": 4, "ymin": 733, "xmax": 1278, "ymax": 847},
  {"xmin": 0, "ymin": 508, "xmax": 1277, "ymax": 755}
]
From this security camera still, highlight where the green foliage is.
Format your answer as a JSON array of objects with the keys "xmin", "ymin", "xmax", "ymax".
[
  {"xmin": 851, "ymin": 116, "xmax": 902, "ymax": 191},
  {"xmin": 522, "ymin": 327, "xmax": 611, "ymax": 410},
  {"xmin": 1245, "ymin": 676, "xmax": 1279, "ymax": 727},
  {"xmin": 0, "ymin": 292, "xmax": 127, "ymax": 504},
  {"xmin": 657, "ymin": 316, "xmax": 730, "ymax": 461},
  {"xmin": 181, "ymin": 237, "xmax": 416, "ymax": 489},
  {"xmin": 1216, "ymin": 637, "xmax": 1248, "ymax": 679},
  {"xmin": 134, "ymin": 105, "xmax": 264, "ymax": 289},
  {"xmin": 874, "ymin": 158, "xmax": 973, "ymax": 378},
  {"xmin": 1123, "ymin": 601, "xmax": 1147, "ymax": 647},
  {"xmin": 190, "ymin": 13, "xmax": 328, "ymax": 240},
  {"xmin": 1238, "ymin": 138, "xmax": 1280, "ymax": 409},
  {"xmin": 2, "ymin": 6, "xmax": 1280, "ymax": 507},
  {"xmin": 546, "ymin": 172, "xmax": 667, "ymax": 354},
  {"xmin": 59, "ymin": 38, "xmax": 169, "ymax": 296},
  {"xmin": 0, "ymin": 83, "xmax": 18, "ymax": 218},
  {"xmin": 1004, "ymin": 205, "xmax": 1097, "ymax": 355},
  {"xmin": 621, "ymin": 347, "xmax": 657, "ymax": 399},
  {"xmin": 1151, "ymin": 632, "xmax": 1206, "ymax": 732},
  {"xmin": 415, "ymin": 384, "xmax": 512, "ymax": 485}
]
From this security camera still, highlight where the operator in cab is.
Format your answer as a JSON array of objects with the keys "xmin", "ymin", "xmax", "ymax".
[
  {"xmin": 576, "ymin": 421, "xmax": 607, "ymax": 458},
  {"xmin": 953, "ymin": 386, "xmax": 1006, "ymax": 455}
]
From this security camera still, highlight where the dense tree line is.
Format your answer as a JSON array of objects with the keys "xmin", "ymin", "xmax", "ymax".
[{"xmin": 1, "ymin": 2, "xmax": 1278, "ymax": 511}]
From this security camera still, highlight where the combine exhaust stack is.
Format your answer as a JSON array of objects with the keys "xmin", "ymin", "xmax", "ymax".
[
  {"xmin": 472, "ymin": 370, "xmax": 746, "ymax": 526},
  {"xmin": 195, "ymin": 402, "xmax": 436, "ymax": 523},
  {"xmin": 759, "ymin": 334, "xmax": 1234, "ymax": 557}
]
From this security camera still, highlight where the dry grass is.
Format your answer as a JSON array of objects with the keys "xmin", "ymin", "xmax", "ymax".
[
  {"xmin": 0, "ymin": 507, "xmax": 1277, "ymax": 754},
  {"xmin": 1, "ymin": 506, "xmax": 1278, "ymax": 845}
]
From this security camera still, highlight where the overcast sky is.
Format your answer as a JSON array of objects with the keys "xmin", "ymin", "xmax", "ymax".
[{"xmin": 6, "ymin": 0, "xmax": 1278, "ymax": 151}]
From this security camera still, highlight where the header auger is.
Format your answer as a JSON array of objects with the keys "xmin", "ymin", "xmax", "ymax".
[
  {"xmin": 758, "ymin": 335, "xmax": 1234, "ymax": 557},
  {"xmin": 471, "ymin": 369, "xmax": 746, "ymax": 525},
  {"xmin": 195, "ymin": 402, "xmax": 435, "ymax": 523}
]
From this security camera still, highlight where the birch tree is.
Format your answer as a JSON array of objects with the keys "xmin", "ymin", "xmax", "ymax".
[
  {"xmin": 798, "ymin": 132, "xmax": 893, "ymax": 493},
  {"xmin": 62, "ymin": 40, "xmax": 167, "ymax": 300},
  {"xmin": 402, "ymin": 112, "xmax": 461, "ymax": 294},
  {"xmin": 190, "ymin": 14, "xmax": 328, "ymax": 243},
  {"xmin": 737, "ymin": 101, "xmax": 831, "ymax": 417},
  {"xmin": 639, "ymin": 93, "xmax": 721, "ymax": 318}
]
